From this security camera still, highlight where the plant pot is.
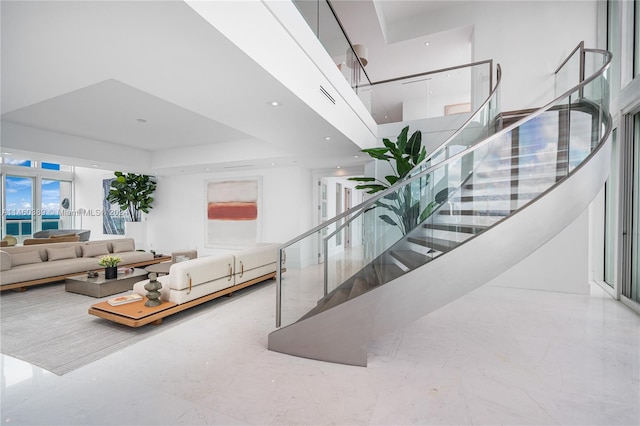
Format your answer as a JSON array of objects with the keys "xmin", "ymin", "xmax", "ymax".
[
  {"xmin": 125, "ymin": 221, "xmax": 147, "ymax": 251},
  {"xmin": 105, "ymin": 266, "xmax": 117, "ymax": 280}
]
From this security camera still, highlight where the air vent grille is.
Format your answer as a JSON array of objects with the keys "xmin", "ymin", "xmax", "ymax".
[{"xmin": 320, "ymin": 86, "xmax": 336, "ymax": 104}]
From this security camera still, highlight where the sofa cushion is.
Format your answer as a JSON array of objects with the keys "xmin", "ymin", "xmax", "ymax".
[
  {"xmin": 0, "ymin": 250, "xmax": 11, "ymax": 271},
  {"xmin": 47, "ymin": 246, "xmax": 77, "ymax": 262},
  {"xmin": 169, "ymin": 255, "xmax": 235, "ymax": 291},
  {"xmin": 111, "ymin": 240, "xmax": 135, "ymax": 253},
  {"xmin": 10, "ymin": 250, "xmax": 43, "ymax": 267},
  {"xmin": 82, "ymin": 243, "xmax": 109, "ymax": 258}
]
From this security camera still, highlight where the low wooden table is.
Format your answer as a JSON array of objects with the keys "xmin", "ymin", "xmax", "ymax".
[
  {"xmin": 89, "ymin": 299, "xmax": 178, "ymax": 327},
  {"xmin": 65, "ymin": 268, "xmax": 148, "ymax": 298},
  {"xmin": 145, "ymin": 261, "xmax": 174, "ymax": 275}
]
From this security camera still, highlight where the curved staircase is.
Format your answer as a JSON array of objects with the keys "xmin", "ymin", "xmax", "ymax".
[{"xmin": 268, "ymin": 47, "xmax": 612, "ymax": 366}]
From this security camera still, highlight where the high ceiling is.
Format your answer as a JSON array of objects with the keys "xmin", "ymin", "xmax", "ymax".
[{"xmin": 0, "ymin": 0, "xmax": 469, "ymax": 175}]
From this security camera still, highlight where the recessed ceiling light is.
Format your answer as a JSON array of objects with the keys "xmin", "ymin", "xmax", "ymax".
[
  {"xmin": 269, "ymin": 101, "xmax": 280, "ymax": 107},
  {"xmin": 324, "ymin": 136, "xmax": 331, "ymax": 141},
  {"xmin": 136, "ymin": 118, "xmax": 147, "ymax": 123},
  {"xmin": 206, "ymin": 167, "xmax": 210, "ymax": 172},
  {"xmin": 271, "ymin": 162, "xmax": 276, "ymax": 166},
  {"xmin": 92, "ymin": 164, "xmax": 100, "ymax": 167},
  {"xmin": 354, "ymin": 155, "xmax": 359, "ymax": 158},
  {"xmin": 425, "ymin": 41, "xmax": 430, "ymax": 46},
  {"xmin": 336, "ymin": 166, "xmax": 341, "ymax": 169}
]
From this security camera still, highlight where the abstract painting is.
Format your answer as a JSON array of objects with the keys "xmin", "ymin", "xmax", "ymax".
[
  {"xmin": 102, "ymin": 178, "xmax": 125, "ymax": 235},
  {"xmin": 206, "ymin": 178, "xmax": 261, "ymax": 247}
]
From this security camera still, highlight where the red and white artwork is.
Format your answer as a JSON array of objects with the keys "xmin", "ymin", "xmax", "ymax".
[{"xmin": 206, "ymin": 179, "xmax": 261, "ymax": 247}]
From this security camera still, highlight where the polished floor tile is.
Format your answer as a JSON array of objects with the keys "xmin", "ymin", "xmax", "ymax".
[{"xmin": 1, "ymin": 281, "xmax": 638, "ymax": 425}]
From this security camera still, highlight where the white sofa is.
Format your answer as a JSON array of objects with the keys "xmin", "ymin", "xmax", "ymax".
[{"xmin": 133, "ymin": 243, "xmax": 280, "ymax": 305}]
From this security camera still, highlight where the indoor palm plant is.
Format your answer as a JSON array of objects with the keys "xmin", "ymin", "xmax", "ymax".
[{"xmin": 349, "ymin": 126, "xmax": 436, "ymax": 235}]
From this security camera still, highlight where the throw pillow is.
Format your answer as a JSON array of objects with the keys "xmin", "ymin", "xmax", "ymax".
[
  {"xmin": 82, "ymin": 243, "xmax": 109, "ymax": 258},
  {"xmin": 47, "ymin": 246, "xmax": 77, "ymax": 261},
  {"xmin": 111, "ymin": 240, "xmax": 135, "ymax": 253},
  {"xmin": 10, "ymin": 250, "xmax": 43, "ymax": 267}
]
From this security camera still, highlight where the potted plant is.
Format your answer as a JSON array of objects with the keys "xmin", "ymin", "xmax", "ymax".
[
  {"xmin": 98, "ymin": 255, "xmax": 122, "ymax": 279},
  {"xmin": 107, "ymin": 172, "xmax": 157, "ymax": 249},
  {"xmin": 349, "ymin": 126, "xmax": 436, "ymax": 235},
  {"xmin": 107, "ymin": 172, "xmax": 157, "ymax": 222}
]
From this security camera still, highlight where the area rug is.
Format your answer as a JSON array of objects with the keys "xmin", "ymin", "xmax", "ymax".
[{"xmin": 0, "ymin": 281, "xmax": 271, "ymax": 375}]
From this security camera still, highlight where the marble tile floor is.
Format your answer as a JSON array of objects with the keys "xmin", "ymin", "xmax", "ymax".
[{"xmin": 1, "ymin": 281, "xmax": 638, "ymax": 425}]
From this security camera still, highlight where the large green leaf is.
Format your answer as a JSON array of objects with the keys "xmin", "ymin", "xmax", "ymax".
[
  {"xmin": 378, "ymin": 215, "xmax": 398, "ymax": 227},
  {"xmin": 385, "ymin": 175, "xmax": 398, "ymax": 185},
  {"xmin": 406, "ymin": 130, "xmax": 422, "ymax": 160},
  {"xmin": 348, "ymin": 177, "xmax": 377, "ymax": 182},
  {"xmin": 355, "ymin": 184, "xmax": 387, "ymax": 194},
  {"xmin": 396, "ymin": 126, "xmax": 409, "ymax": 153},
  {"xmin": 361, "ymin": 147, "xmax": 390, "ymax": 161}
]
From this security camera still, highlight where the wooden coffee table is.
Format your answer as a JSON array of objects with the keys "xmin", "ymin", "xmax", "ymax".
[
  {"xmin": 145, "ymin": 261, "xmax": 174, "ymax": 275},
  {"xmin": 65, "ymin": 268, "xmax": 148, "ymax": 297},
  {"xmin": 89, "ymin": 299, "xmax": 178, "ymax": 327}
]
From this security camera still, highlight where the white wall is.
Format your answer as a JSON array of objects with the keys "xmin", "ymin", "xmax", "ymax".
[
  {"xmin": 487, "ymin": 208, "xmax": 590, "ymax": 295},
  {"xmin": 391, "ymin": 1, "xmax": 598, "ymax": 112},
  {"xmin": 74, "ymin": 165, "xmax": 313, "ymax": 257}
]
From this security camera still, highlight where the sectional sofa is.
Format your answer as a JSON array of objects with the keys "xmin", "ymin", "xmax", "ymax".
[{"xmin": 0, "ymin": 238, "xmax": 158, "ymax": 291}]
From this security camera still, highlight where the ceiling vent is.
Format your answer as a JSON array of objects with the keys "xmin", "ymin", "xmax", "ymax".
[{"xmin": 320, "ymin": 86, "xmax": 336, "ymax": 104}]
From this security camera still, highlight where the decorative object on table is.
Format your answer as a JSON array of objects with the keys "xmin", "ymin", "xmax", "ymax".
[
  {"xmin": 87, "ymin": 270, "xmax": 98, "ymax": 278},
  {"xmin": 107, "ymin": 293, "xmax": 143, "ymax": 306},
  {"xmin": 144, "ymin": 272, "xmax": 162, "ymax": 307},
  {"xmin": 98, "ymin": 255, "xmax": 122, "ymax": 279}
]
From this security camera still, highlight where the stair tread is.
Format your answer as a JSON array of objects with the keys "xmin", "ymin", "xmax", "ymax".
[
  {"xmin": 438, "ymin": 209, "xmax": 510, "ymax": 217},
  {"xmin": 407, "ymin": 236, "xmax": 461, "ymax": 252},
  {"xmin": 389, "ymin": 250, "xmax": 431, "ymax": 269},
  {"xmin": 423, "ymin": 223, "xmax": 487, "ymax": 234},
  {"xmin": 373, "ymin": 262, "xmax": 405, "ymax": 283}
]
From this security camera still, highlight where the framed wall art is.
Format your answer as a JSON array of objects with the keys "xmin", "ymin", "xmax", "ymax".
[{"xmin": 205, "ymin": 177, "xmax": 262, "ymax": 248}]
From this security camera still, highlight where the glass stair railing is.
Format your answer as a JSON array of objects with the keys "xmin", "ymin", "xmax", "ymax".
[
  {"xmin": 269, "ymin": 46, "xmax": 611, "ymax": 366},
  {"xmin": 273, "ymin": 61, "xmax": 503, "ymax": 328}
]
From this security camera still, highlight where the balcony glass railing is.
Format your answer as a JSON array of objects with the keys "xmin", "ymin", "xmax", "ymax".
[
  {"xmin": 275, "ymin": 46, "xmax": 611, "ymax": 329},
  {"xmin": 292, "ymin": 0, "xmax": 371, "ymax": 109},
  {"xmin": 370, "ymin": 60, "xmax": 494, "ymax": 125}
]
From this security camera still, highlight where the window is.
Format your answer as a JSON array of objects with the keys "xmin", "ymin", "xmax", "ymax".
[
  {"xmin": 4, "ymin": 176, "xmax": 34, "ymax": 239},
  {"xmin": 1, "ymin": 159, "xmax": 74, "ymax": 242}
]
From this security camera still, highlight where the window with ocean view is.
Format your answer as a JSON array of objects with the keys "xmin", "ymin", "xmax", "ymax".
[{"xmin": 2, "ymin": 160, "xmax": 73, "ymax": 242}]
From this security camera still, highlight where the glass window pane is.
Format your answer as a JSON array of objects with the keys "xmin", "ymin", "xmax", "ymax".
[
  {"xmin": 3, "ymin": 158, "xmax": 32, "ymax": 167},
  {"xmin": 5, "ymin": 176, "xmax": 34, "ymax": 241},
  {"xmin": 41, "ymin": 162, "xmax": 61, "ymax": 170}
]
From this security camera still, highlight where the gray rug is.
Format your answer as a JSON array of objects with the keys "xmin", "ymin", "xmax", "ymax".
[{"xmin": 0, "ymin": 281, "xmax": 270, "ymax": 375}]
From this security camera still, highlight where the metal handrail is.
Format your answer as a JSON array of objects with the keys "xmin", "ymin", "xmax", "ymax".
[{"xmin": 371, "ymin": 59, "xmax": 494, "ymax": 91}]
